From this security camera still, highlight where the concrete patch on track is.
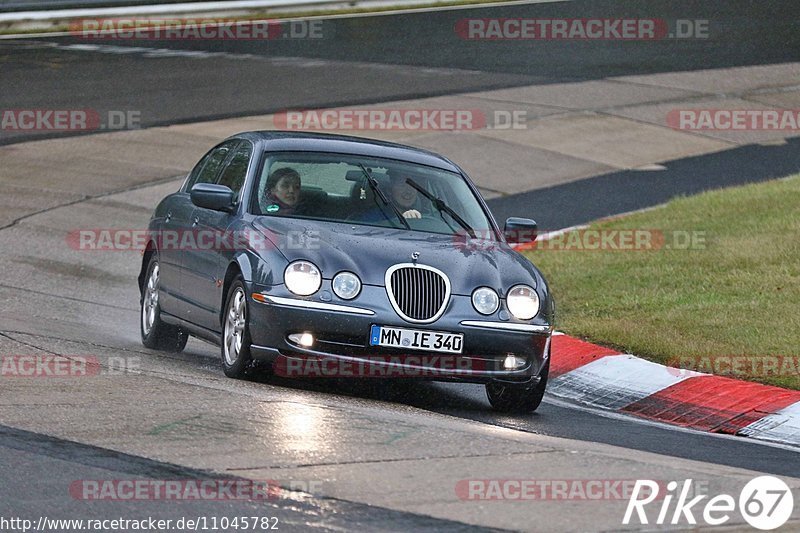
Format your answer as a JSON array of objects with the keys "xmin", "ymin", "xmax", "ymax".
[
  {"xmin": 478, "ymin": 112, "xmax": 731, "ymax": 170},
  {"xmin": 613, "ymin": 63, "xmax": 800, "ymax": 97},
  {"xmin": 408, "ymin": 132, "xmax": 614, "ymax": 194},
  {"xmin": 470, "ymin": 79, "xmax": 699, "ymax": 112}
]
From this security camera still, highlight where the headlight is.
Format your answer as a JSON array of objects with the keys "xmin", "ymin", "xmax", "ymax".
[
  {"xmin": 471, "ymin": 287, "xmax": 499, "ymax": 315},
  {"xmin": 332, "ymin": 271, "xmax": 361, "ymax": 300},
  {"xmin": 284, "ymin": 261, "xmax": 321, "ymax": 296},
  {"xmin": 506, "ymin": 285, "xmax": 539, "ymax": 320}
]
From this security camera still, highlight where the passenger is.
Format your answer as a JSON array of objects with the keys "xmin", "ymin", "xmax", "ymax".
[{"xmin": 262, "ymin": 167, "xmax": 302, "ymax": 215}]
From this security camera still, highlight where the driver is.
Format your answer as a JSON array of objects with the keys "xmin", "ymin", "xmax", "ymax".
[
  {"xmin": 388, "ymin": 170, "xmax": 422, "ymax": 219},
  {"xmin": 356, "ymin": 169, "xmax": 425, "ymax": 223}
]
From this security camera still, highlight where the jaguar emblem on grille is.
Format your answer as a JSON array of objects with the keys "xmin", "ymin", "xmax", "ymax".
[{"xmin": 411, "ymin": 251, "xmax": 420, "ymax": 262}]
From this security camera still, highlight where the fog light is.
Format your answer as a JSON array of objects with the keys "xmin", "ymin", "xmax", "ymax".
[
  {"xmin": 503, "ymin": 354, "xmax": 525, "ymax": 370},
  {"xmin": 289, "ymin": 332, "xmax": 315, "ymax": 347}
]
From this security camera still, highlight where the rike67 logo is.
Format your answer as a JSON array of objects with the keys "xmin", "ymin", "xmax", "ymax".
[{"xmin": 623, "ymin": 476, "xmax": 795, "ymax": 530}]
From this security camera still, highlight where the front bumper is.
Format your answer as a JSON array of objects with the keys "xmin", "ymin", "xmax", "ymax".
[{"xmin": 247, "ymin": 283, "xmax": 551, "ymax": 387}]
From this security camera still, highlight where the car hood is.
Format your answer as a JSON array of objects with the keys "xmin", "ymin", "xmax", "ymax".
[{"xmin": 252, "ymin": 217, "xmax": 542, "ymax": 295}]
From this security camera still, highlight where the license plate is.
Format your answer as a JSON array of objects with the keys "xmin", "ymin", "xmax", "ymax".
[{"xmin": 369, "ymin": 325, "xmax": 463, "ymax": 354}]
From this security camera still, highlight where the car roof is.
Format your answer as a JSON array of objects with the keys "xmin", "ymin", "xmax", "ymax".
[{"xmin": 229, "ymin": 131, "xmax": 461, "ymax": 173}]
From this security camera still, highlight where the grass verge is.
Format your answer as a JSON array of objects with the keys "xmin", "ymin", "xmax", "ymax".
[{"xmin": 524, "ymin": 175, "xmax": 800, "ymax": 389}]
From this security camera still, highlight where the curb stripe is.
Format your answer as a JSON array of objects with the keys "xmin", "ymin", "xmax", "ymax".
[
  {"xmin": 549, "ymin": 355, "xmax": 701, "ymax": 410},
  {"xmin": 551, "ymin": 335, "xmax": 800, "ymax": 446},
  {"xmin": 549, "ymin": 335, "xmax": 620, "ymax": 377},
  {"xmin": 621, "ymin": 376, "xmax": 800, "ymax": 434}
]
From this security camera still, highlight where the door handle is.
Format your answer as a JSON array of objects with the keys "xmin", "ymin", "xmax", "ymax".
[
  {"xmin": 165, "ymin": 211, "xmax": 172, "ymax": 222},
  {"xmin": 192, "ymin": 216, "xmax": 199, "ymax": 227}
]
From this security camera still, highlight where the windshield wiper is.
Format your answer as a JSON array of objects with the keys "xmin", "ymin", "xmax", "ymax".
[
  {"xmin": 404, "ymin": 178, "xmax": 476, "ymax": 238},
  {"xmin": 357, "ymin": 164, "xmax": 411, "ymax": 230}
]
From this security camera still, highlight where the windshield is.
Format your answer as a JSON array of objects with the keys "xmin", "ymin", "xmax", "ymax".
[{"xmin": 251, "ymin": 151, "xmax": 496, "ymax": 238}]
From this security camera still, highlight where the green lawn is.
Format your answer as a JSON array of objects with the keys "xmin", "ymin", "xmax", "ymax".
[{"xmin": 525, "ymin": 175, "xmax": 800, "ymax": 389}]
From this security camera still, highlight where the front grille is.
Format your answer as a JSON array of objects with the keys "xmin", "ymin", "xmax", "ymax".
[{"xmin": 386, "ymin": 264, "xmax": 450, "ymax": 322}]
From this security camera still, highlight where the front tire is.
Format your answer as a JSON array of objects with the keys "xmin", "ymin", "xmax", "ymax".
[
  {"xmin": 221, "ymin": 278, "xmax": 253, "ymax": 378},
  {"xmin": 486, "ymin": 359, "xmax": 549, "ymax": 413},
  {"xmin": 140, "ymin": 257, "xmax": 188, "ymax": 352}
]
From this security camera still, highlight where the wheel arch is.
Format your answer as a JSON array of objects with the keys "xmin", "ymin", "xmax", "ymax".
[
  {"xmin": 219, "ymin": 255, "xmax": 251, "ymax": 328},
  {"xmin": 138, "ymin": 241, "xmax": 158, "ymax": 297}
]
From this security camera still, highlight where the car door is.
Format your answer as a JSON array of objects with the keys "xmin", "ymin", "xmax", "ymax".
[
  {"xmin": 157, "ymin": 157, "xmax": 208, "ymax": 316},
  {"xmin": 183, "ymin": 140, "xmax": 253, "ymax": 332},
  {"xmin": 162, "ymin": 140, "xmax": 237, "ymax": 319}
]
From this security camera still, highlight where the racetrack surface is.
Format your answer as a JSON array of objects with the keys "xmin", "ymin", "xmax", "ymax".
[
  {"xmin": 488, "ymin": 136, "xmax": 800, "ymax": 229},
  {"xmin": 2, "ymin": 0, "xmax": 799, "ymax": 145},
  {"xmin": 0, "ymin": 425, "xmax": 491, "ymax": 532},
  {"xmin": 2, "ymin": 1, "xmax": 800, "ymax": 529}
]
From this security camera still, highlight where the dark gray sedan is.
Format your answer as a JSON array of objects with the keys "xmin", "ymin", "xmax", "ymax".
[{"xmin": 139, "ymin": 131, "xmax": 554, "ymax": 412}]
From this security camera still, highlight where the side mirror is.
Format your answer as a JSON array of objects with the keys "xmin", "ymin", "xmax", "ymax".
[
  {"xmin": 191, "ymin": 183, "xmax": 235, "ymax": 212},
  {"xmin": 504, "ymin": 217, "xmax": 537, "ymax": 245}
]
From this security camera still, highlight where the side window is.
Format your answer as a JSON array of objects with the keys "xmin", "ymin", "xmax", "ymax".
[
  {"xmin": 217, "ymin": 142, "xmax": 252, "ymax": 202},
  {"xmin": 184, "ymin": 152, "xmax": 211, "ymax": 191},
  {"xmin": 184, "ymin": 141, "xmax": 236, "ymax": 191}
]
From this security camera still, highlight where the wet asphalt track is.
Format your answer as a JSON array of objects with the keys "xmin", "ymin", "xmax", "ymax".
[
  {"xmin": 2, "ymin": 0, "xmax": 800, "ymax": 146},
  {"xmin": 0, "ymin": 424, "xmax": 496, "ymax": 532},
  {"xmin": 254, "ymin": 374, "xmax": 800, "ymax": 478}
]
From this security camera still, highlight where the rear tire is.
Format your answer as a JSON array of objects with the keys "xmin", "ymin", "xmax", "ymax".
[
  {"xmin": 486, "ymin": 359, "xmax": 549, "ymax": 413},
  {"xmin": 140, "ymin": 256, "xmax": 188, "ymax": 353},
  {"xmin": 221, "ymin": 278, "xmax": 253, "ymax": 378}
]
